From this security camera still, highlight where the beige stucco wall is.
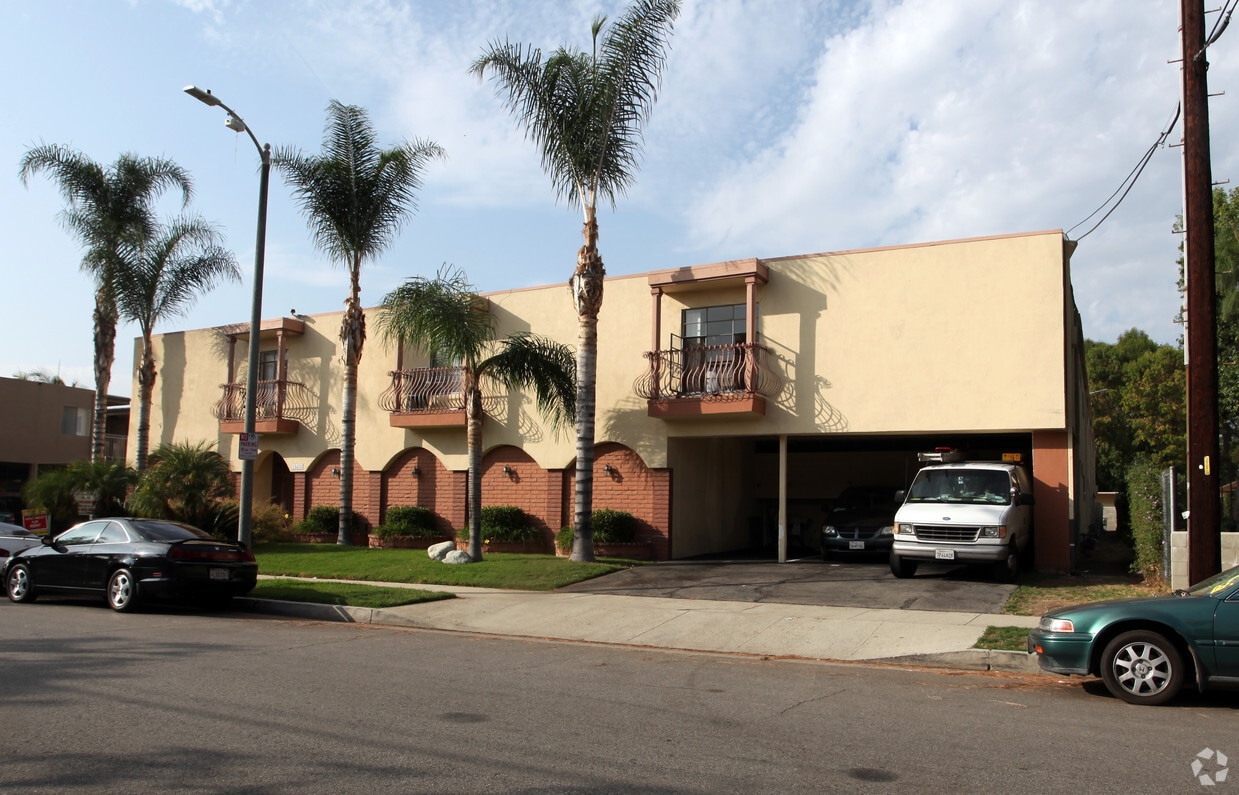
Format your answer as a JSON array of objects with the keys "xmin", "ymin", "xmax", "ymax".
[{"xmin": 133, "ymin": 229, "xmax": 1073, "ymax": 481}]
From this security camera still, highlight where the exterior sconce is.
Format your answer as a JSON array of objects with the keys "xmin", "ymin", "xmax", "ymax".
[
  {"xmin": 502, "ymin": 465, "xmax": 513, "ymax": 476},
  {"xmin": 604, "ymin": 464, "xmax": 615, "ymax": 475},
  {"xmin": 331, "ymin": 467, "xmax": 341, "ymax": 477},
  {"xmin": 412, "ymin": 466, "xmax": 421, "ymax": 477}
]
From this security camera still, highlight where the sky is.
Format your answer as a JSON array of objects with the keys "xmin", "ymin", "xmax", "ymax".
[{"xmin": 1, "ymin": 0, "xmax": 1232, "ymax": 397}]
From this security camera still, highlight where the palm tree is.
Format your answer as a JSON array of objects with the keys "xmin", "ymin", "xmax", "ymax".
[
  {"xmin": 128, "ymin": 441, "xmax": 236, "ymax": 535},
  {"xmin": 18, "ymin": 146, "xmax": 193, "ymax": 464},
  {"xmin": 471, "ymin": 0, "xmax": 680, "ymax": 561},
  {"xmin": 12, "ymin": 368, "xmax": 78, "ymax": 386},
  {"xmin": 112, "ymin": 217, "xmax": 240, "ymax": 471},
  {"xmin": 378, "ymin": 267, "xmax": 575, "ymax": 561},
  {"xmin": 274, "ymin": 101, "xmax": 445, "ymax": 545}
]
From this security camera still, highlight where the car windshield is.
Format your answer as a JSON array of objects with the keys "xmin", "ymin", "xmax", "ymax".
[
  {"xmin": 130, "ymin": 520, "xmax": 214, "ymax": 542},
  {"xmin": 1187, "ymin": 565, "xmax": 1239, "ymax": 597},
  {"xmin": 905, "ymin": 469, "xmax": 1012, "ymax": 505}
]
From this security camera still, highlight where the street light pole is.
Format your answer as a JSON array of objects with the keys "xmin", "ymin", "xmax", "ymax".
[{"xmin": 184, "ymin": 85, "xmax": 269, "ymax": 547}]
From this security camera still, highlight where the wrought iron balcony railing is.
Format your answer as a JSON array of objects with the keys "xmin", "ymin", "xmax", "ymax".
[
  {"xmin": 212, "ymin": 379, "xmax": 315, "ymax": 427},
  {"xmin": 379, "ymin": 366, "xmax": 468, "ymax": 414},
  {"xmin": 633, "ymin": 342, "xmax": 783, "ymax": 402}
]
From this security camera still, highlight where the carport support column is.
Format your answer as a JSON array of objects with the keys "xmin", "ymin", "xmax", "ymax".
[{"xmin": 778, "ymin": 435, "xmax": 788, "ymax": 563}]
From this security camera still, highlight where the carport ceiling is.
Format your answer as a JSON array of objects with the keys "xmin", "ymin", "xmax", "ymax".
[{"xmin": 753, "ymin": 432, "xmax": 1031, "ymax": 455}]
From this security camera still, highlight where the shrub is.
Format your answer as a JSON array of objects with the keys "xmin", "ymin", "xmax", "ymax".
[
  {"xmin": 592, "ymin": 509, "xmax": 637, "ymax": 543},
  {"xmin": 293, "ymin": 505, "xmax": 368, "ymax": 535},
  {"xmin": 248, "ymin": 500, "xmax": 295, "ymax": 544},
  {"xmin": 374, "ymin": 505, "xmax": 439, "ymax": 538},
  {"xmin": 474, "ymin": 505, "xmax": 539, "ymax": 542},
  {"xmin": 1125, "ymin": 458, "xmax": 1166, "ymax": 582},
  {"xmin": 556, "ymin": 509, "xmax": 639, "ymax": 551}
]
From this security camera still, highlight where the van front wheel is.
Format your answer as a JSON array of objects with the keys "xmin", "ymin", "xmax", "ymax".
[{"xmin": 890, "ymin": 552, "xmax": 918, "ymax": 579}]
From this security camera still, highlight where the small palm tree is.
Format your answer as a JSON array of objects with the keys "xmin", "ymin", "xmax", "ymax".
[
  {"xmin": 19, "ymin": 145, "xmax": 193, "ymax": 464},
  {"xmin": 128, "ymin": 441, "xmax": 235, "ymax": 532},
  {"xmin": 471, "ymin": 0, "xmax": 680, "ymax": 561},
  {"xmin": 274, "ymin": 101, "xmax": 445, "ymax": 546},
  {"xmin": 112, "ymin": 217, "xmax": 240, "ymax": 471},
  {"xmin": 378, "ymin": 267, "xmax": 575, "ymax": 561},
  {"xmin": 12, "ymin": 368, "xmax": 78, "ymax": 387}
]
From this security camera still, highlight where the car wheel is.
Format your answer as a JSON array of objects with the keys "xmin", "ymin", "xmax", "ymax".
[
  {"xmin": 6, "ymin": 563, "xmax": 37, "ymax": 603},
  {"xmin": 106, "ymin": 568, "xmax": 139, "ymax": 613},
  {"xmin": 889, "ymin": 552, "xmax": 918, "ymax": 578},
  {"xmin": 1100, "ymin": 630, "xmax": 1184, "ymax": 706},
  {"xmin": 993, "ymin": 547, "xmax": 1019, "ymax": 582}
]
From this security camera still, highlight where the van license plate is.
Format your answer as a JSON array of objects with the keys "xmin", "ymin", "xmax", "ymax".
[
  {"xmin": 934, "ymin": 549, "xmax": 955, "ymax": 560},
  {"xmin": 849, "ymin": 541, "xmax": 865, "ymax": 550},
  {"xmin": 210, "ymin": 568, "xmax": 230, "ymax": 580}
]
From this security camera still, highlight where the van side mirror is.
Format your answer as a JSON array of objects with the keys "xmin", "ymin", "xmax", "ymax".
[
  {"xmin": 1018, "ymin": 492, "xmax": 1035, "ymax": 507},
  {"xmin": 895, "ymin": 490, "xmax": 906, "ymax": 502}
]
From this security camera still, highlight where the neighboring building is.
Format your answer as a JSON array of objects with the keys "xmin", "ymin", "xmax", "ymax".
[
  {"xmin": 0, "ymin": 377, "xmax": 129, "ymax": 519},
  {"xmin": 131, "ymin": 229, "xmax": 1096, "ymax": 571}
]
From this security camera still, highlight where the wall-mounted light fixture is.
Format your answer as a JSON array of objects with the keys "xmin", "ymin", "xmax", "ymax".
[
  {"xmin": 331, "ymin": 467, "xmax": 341, "ymax": 477},
  {"xmin": 603, "ymin": 464, "xmax": 615, "ymax": 475},
  {"xmin": 412, "ymin": 466, "xmax": 421, "ymax": 477},
  {"xmin": 502, "ymin": 465, "xmax": 513, "ymax": 476}
]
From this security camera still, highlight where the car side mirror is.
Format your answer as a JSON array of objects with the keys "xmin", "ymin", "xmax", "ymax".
[
  {"xmin": 1018, "ymin": 492, "xmax": 1035, "ymax": 507},
  {"xmin": 41, "ymin": 535, "xmax": 55, "ymax": 546}
]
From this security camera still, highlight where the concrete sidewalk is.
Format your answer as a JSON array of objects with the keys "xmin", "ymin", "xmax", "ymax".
[{"xmin": 239, "ymin": 579, "xmax": 1043, "ymax": 673}]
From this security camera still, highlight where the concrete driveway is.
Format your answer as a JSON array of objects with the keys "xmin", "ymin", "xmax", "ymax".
[{"xmin": 558, "ymin": 554, "xmax": 1019, "ymax": 614}]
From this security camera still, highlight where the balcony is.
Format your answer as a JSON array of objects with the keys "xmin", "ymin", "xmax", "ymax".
[
  {"xmin": 213, "ymin": 379, "xmax": 315, "ymax": 435},
  {"xmin": 380, "ymin": 367, "xmax": 480, "ymax": 429},
  {"xmin": 634, "ymin": 342, "xmax": 783, "ymax": 419}
]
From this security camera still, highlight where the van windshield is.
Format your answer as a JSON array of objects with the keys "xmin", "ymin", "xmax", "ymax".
[{"xmin": 906, "ymin": 469, "xmax": 1012, "ymax": 505}]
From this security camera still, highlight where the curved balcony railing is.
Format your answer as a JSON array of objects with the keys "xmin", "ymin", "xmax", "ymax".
[
  {"xmin": 379, "ymin": 366, "xmax": 469, "ymax": 414},
  {"xmin": 633, "ymin": 342, "xmax": 783, "ymax": 402},
  {"xmin": 212, "ymin": 379, "xmax": 315, "ymax": 425}
]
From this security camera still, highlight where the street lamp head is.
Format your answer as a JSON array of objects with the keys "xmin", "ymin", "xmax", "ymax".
[{"xmin": 183, "ymin": 85, "xmax": 222, "ymax": 107}]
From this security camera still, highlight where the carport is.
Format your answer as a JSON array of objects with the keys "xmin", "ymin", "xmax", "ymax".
[{"xmin": 666, "ymin": 431, "xmax": 1042, "ymax": 564}]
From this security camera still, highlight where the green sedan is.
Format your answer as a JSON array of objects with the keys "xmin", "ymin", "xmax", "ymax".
[{"xmin": 1028, "ymin": 566, "xmax": 1239, "ymax": 705}]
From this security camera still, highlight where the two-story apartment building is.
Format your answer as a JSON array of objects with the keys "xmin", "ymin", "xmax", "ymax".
[
  {"xmin": 0, "ymin": 377, "xmax": 129, "ymax": 520},
  {"xmin": 131, "ymin": 229, "xmax": 1095, "ymax": 571}
]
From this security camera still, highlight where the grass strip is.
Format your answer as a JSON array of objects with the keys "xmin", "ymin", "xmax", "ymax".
[
  {"xmin": 254, "ymin": 543, "xmax": 635, "ymax": 591},
  {"xmin": 250, "ymin": 578, "xmax": 455, "ymax": 609},
  {"xmin": 973, "ymin": 625, "xmax": 1030, "ymax": 652}
]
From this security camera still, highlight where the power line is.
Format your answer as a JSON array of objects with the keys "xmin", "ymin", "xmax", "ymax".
[{"xmin": 1066, "ymin": 104, "xmax": 1181, "ymax": 242}]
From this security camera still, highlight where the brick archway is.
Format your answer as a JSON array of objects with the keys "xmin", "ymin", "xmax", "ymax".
[
  {"xmin": 383, "ymin": 448, "xmax": 465, "ymax": 535},
  {"xmin": 567, "ymin": 442, "xmax": 671, "ymax": 559}
]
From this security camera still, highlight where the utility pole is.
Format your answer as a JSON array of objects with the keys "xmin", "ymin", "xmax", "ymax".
[{"xmin": 1182, "ymin": 0, "xmax": 1222, "ymax": 583}]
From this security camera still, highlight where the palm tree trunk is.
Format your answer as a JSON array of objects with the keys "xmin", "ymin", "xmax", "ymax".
[
  {"xmin": 134, "ymin": 335, "xmax": 156, "ymax": 472},
  {"xmin": 570, "ymin": 214, "xmax": 603, "ymax": 562},
  {"xmin": 337, "ymin": 265, "xmax": 367, "ymax": 546},
  {"xmin": 91, "ymin": 289, "xmax": 117, "ymax": 465},
  {"xmin": 465, "ymin": 372, "xmax": 484, "ymax": 562}
]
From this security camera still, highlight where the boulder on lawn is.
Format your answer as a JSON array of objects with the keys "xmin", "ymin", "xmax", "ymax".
[
  {"xmin": 442, "ymin": 549, "xmax": 472, "ymax": 564},
  {"xmin": 427, "ymin": 540, "xmax": 456, "ymax": 560}
]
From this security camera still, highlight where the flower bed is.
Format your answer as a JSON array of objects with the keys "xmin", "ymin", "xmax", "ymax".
[
  {"xmin": 555, "ymin": 541, "xmax": 652, "ymax": 560},
  {"xmin": 456, "ymin": 539, "xmax": 551, "ymax": 555},
  {"xmin": 290, "ymin": 532, "xmax": 370, "ymax": 545}
]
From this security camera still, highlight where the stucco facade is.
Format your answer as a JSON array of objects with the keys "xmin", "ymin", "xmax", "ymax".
[{"xmin": 132, "ymin": 229, "xmax": 1095, "ymax": 570}]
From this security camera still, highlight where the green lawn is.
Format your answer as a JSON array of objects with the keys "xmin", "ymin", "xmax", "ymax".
[
  {"xmin": 973, "ymin": 625, "xmax": 1030, "ymax": 652},
  {"xmin": 250, "ymin": 579, "xmax": 455, "ymax": 608},
  {"xmin": 254, "ymin": 543, "xmax": 637, "ymax": 591}
]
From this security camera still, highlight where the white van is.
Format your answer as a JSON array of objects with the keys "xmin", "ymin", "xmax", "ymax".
[{"xmin": 889, "ymin": 458, "xmax": 1035, "ymax": 580}]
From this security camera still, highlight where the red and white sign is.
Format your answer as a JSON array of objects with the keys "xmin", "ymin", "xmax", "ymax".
[
  {"xmin": 239, "ymin": 432, "xmax": 259, "ymax": 461},
  {"xmin": 22, "ymin": 509, "xmax": 50, "ymax": 535}
]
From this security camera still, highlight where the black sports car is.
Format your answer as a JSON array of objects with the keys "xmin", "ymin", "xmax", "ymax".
[{"xmin": 3, "ymin": 517, "xmax": 257, "ymax": 612}]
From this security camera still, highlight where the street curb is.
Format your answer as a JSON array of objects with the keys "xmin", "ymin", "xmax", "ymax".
[
  {"xmin": 236, "ymin": 597, "xmax": 421, "ymax": 626},
  {"xmin": 874, "ymin": 649, "xmax": 1042, "ymax": 674}
]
